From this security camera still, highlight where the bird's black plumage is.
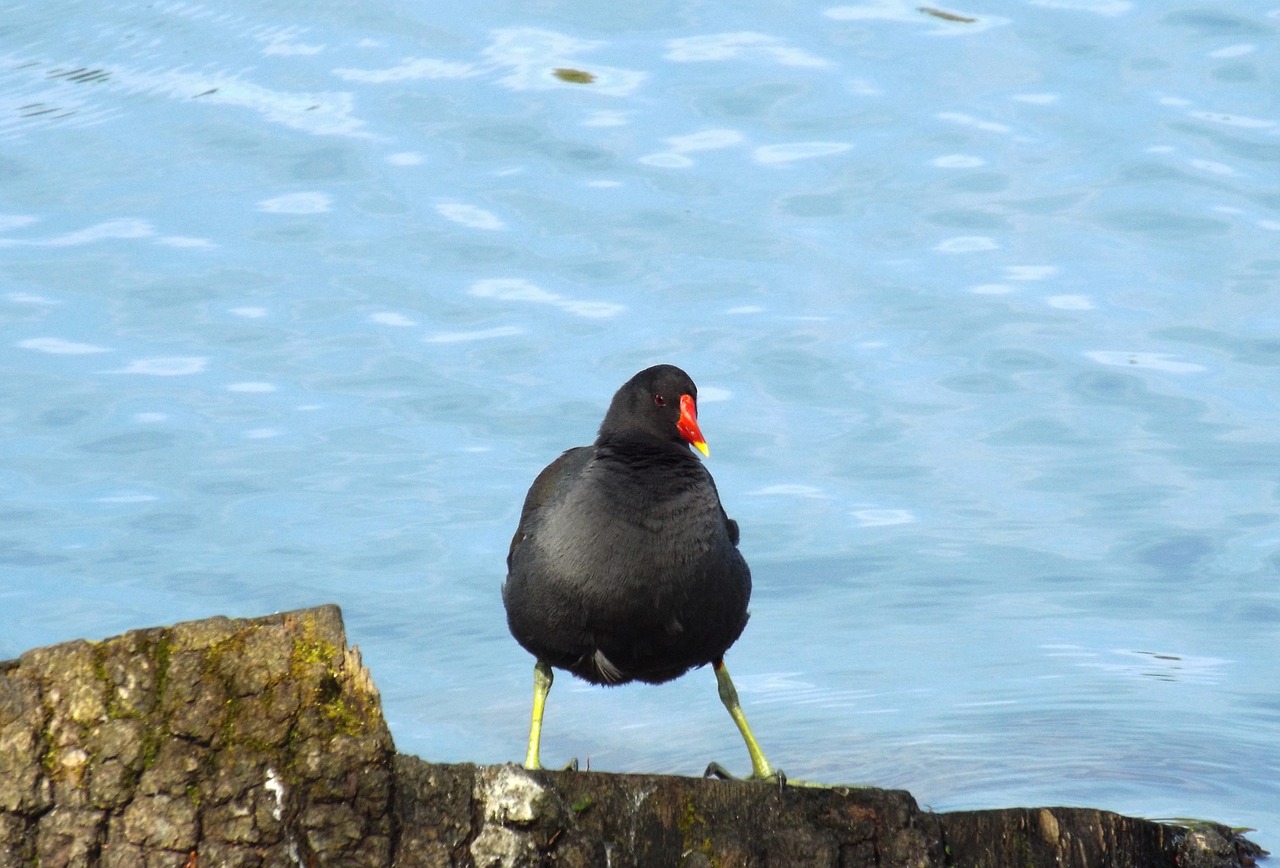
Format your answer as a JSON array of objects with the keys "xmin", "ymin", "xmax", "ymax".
[{"xmin": 502, "ymin": 364, "xmax": 751, "ymax": 687}]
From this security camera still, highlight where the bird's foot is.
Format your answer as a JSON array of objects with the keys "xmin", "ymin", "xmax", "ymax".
[
  {"xmin": 525, "ymin": 758, "xmax": 579, "ymax": 772},
  {"xmin": 704, "ymin": 762, "xmax": 832, "ymax": 788},
  {"xmin": 703, "ymin": 761, "xmax": 785, "ymax": 785}
]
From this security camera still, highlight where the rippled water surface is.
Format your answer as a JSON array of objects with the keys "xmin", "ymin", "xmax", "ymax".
[{"xmin": 4, "ymin": 0, "xmax": 1279, "ymax": 850}]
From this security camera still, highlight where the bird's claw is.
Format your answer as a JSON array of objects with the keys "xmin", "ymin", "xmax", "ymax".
[
  {"xmin": 703, "ymin": 762, "xmax": 788, "ymax": 787},
  {"xmin": 704, "ymin": 762, "xmax": 835, "ymax": 788},
  {"xmin": 522, "ymin": 757, "xmax": 579, "ymax": 773},
  {"xmin": 703, "ymin": 761, "xmax": 733, "ymax": 780}
]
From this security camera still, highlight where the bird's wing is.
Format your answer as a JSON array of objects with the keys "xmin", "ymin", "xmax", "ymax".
[{"xmin": 506, "ymin": 446, "xmax": 592, "ymax": 568}]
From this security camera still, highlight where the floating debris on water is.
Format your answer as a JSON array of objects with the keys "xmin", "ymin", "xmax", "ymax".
[
  {"xmin": 553, "ymin": 67, "xmax": 595, "ymax": 84},
  {"xmin": 918, "ymin": 6, "xmax": 977, "ymax": 23}
]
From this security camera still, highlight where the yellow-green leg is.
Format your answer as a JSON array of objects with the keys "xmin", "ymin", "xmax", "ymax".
[
  {"xmin": 523, "ymin": 659, "xmax": 554, "ymax": 770},
  {"xmin": 711, "ymin": 659, "xmax": 781, "ymax": 782}
]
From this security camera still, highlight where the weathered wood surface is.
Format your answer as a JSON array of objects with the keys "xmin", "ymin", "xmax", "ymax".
[
  {"xmin": 0, "ymin": 605, "xmax": 392, "ymax": 867},
  {"xmin": 0, "ymin": 605, "xmax": 1264, "ymax": 867},
  {"xmin": 394, "ymin": 759, "xmax": 1262, "ymax": 868}
]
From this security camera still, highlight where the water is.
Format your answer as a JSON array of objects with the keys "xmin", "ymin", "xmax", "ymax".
[{"xmin": 4, "ymin": 0, "xmax": 1279, "ymax": 851}]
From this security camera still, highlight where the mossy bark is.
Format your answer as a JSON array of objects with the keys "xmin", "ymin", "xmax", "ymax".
[
  {"xmin": 0, "ymin": 605, "xmax": 392, "ymax": 867},
  {"xmin": 1, "ymin": 606, "xmax": 1263, "ymax": 868}
]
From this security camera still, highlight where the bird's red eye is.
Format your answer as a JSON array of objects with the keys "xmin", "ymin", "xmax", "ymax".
[{"xmin": 653, "ymin": 394, "xmax": 667, "ymax": 408}]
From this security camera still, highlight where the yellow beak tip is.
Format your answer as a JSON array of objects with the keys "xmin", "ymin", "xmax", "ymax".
[{"xmin": 693, "ymin": 441, "xmax": 710, "ymax": 458}]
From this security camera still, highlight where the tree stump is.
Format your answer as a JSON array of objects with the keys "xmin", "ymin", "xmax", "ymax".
[{"xmin": 0, "ymin": 605, "xmax": 1264, "ymax": 868}]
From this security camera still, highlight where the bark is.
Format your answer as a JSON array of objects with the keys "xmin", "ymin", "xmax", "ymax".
[{"xmin": 0, "ymin": 605, "xmax": 1263, "ymax": 868}]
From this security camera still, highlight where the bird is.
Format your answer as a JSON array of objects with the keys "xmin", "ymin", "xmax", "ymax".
[{"xmin": 502, "ymin": 363, "xmax": 779, "ymax": 781}]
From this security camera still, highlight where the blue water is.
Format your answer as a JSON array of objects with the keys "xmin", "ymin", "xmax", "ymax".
[{"xmin": 4, "ymin": 0, "xmax": 1279, "ymax": 850}]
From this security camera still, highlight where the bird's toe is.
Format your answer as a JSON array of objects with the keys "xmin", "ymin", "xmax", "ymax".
[{"xmin": 703, "ymin": 761, "xmax": 785, "ymax": 785}]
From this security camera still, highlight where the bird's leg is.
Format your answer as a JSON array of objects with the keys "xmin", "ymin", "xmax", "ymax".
[
  {"xmin": 522, "ymin": 661, "xmax": 579, "ymax": 772},
  {"xmin": 523, "ymin": 659, "xmax": 554, "ymax": 770},
  {"xmin": 707, "ymin": 659, "xmax": 782, "ymax": 783}
]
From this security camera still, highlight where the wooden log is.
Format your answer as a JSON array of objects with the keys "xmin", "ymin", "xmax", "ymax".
[{"xmin": 0, "ymin": 605, "xmax": 1263, "ymax": 867}]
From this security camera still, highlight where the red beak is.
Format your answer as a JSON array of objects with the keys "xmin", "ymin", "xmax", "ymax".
[{"xmin": 677, "ymin": 394, "xmax": 710, "ymax": 457}]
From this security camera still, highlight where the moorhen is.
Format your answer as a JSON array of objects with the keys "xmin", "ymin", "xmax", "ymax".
[{"xmin": 502, "ymin": 364, "xmax": 780, "ymax": 780}]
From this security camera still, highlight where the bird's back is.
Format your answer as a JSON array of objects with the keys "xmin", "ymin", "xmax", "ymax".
[{"xmin": 503, "ymin": 437, "xmax": 751, "ymax": 685}]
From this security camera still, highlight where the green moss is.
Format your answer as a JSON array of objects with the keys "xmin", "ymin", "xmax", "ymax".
[
  {"xmin": 91, "ymin": 643, "xmax": 111, "ymax": 701},
  {"xmin": 88, "ymin": 630, "xmax": 172, "ymax": 780},
  {"xmin": 291, "ymin": 634, "xmax": 336, "ymax": 671},
  {"xmin": 289, "ymin": 618, "xmax": 368, "ymax": 738},
  {"xmin": 40, "ymin": 737, "xmax": 59, "ymax": 779},
  {"xmin": 205, "ymin": 631, "xmax": 250, "ymax": 679},
  {"xmin": 198, "ymin": 630, "xmax": 287, "ymax": 756},
  {"xmin": 206, "ymin": 635, "xmax": 245, "ymax": 709},
  {"xmin": 153, "ymin": 632, "xmax": 172, "ymax": 700},
  {"xmin": 95, "ymin": 631, "xmax": 173, "ymax": 723},
  {"xmin": 140, "ymin": 722, "xmax": 163, "ymax": 770},
  {"xmin": 677, "ymin": 797, "xmax": 717, "ymax": 867},
  {"xmin": 34, "ymin": 630, "xmax": 178, "ymax": 794},
  {"xmin": 1012, "ymin": 826, "xmax": 1035, "ymax": 868}
]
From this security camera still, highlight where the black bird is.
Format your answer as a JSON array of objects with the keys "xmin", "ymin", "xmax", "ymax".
[{"xmin": 502, "ymin": 364, "xmax": 779, "ymax": 780}]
